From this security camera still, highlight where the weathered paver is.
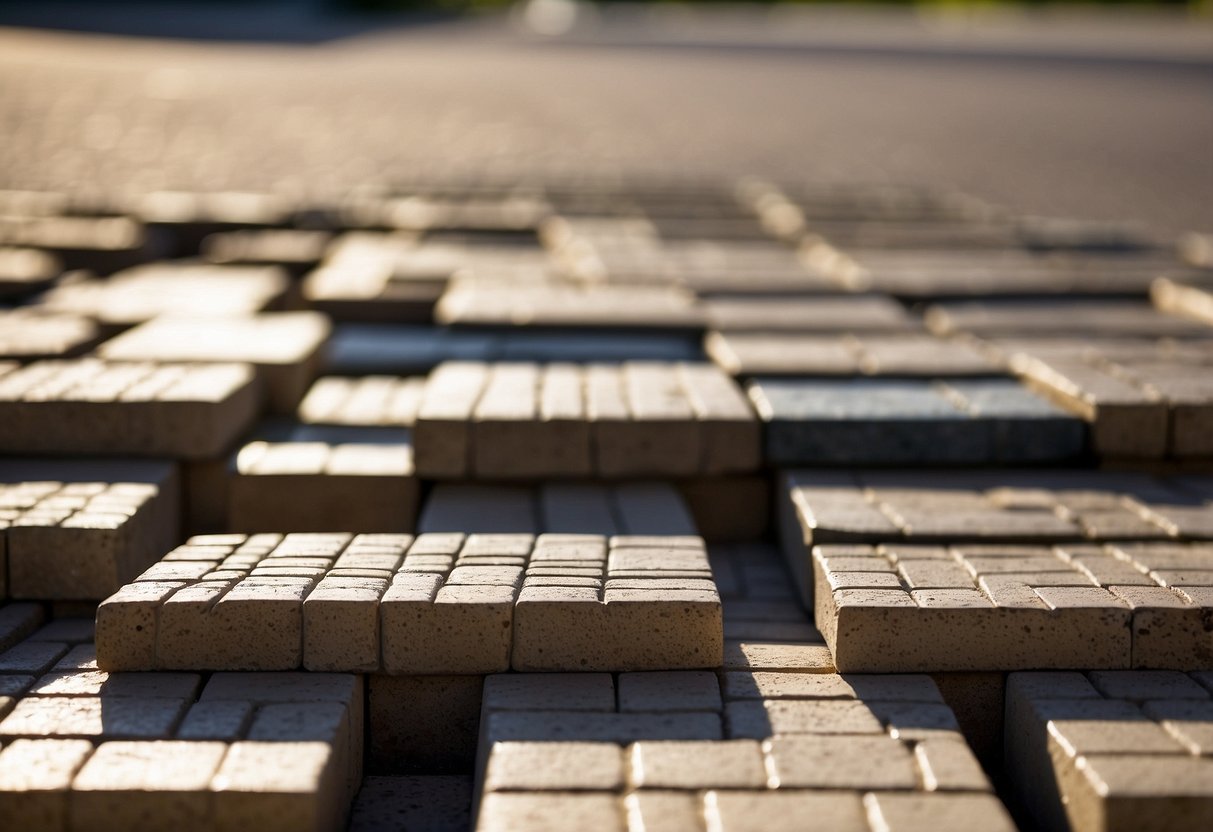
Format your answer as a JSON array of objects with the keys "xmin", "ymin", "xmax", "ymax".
[
  {"xmin": 0, "ymin": 359, "xmax": 261, "ymax": 458},
  {"xmin": 783, "ymin": 469, "xmax": 1213, "ymax": 549},
  {"xmin": 37, "ymin": 261, "xmax": 290, "ymax": 330},
  {"xmin": 706, "ymin": 332, "xmax": 998, "ymax": 377},
  {"xmin": 228, "ymin": 423, "xmax": 418, "ymax": 534},
  {"xmin": 474, "ymin": 670, "xmax": 1012, "ymax": 832},
  {"xmin": 298, "ymin": 376, "xmax": 424, "ymax": 428},
  {"xmin": 0, "ymin": 622, "xmax": 363, "ymax": 831},
  {"xmin": 0, "ymin": 460, "xmax": 179, "ymax": 600},
  {"xmin": 809, "ymin": 541, "xmax": 1213, "ymax": 672},
  {"xmin": 749, "ymin": 378, "xmax": 1084, "ymax": 465},
  {"xmin": 325, "ymin": 324, "xmax": 701, "ymax": 375},
  {"xmin": 436, "ymin": 280, "xmax": 706, "ymax": 331},
  {"xmin": 0, "ymin": 310, "xmax": 100, "ymax": 361},
  {"xmin": 1006, "ymin": 670, "xmax": 1213, "ymax": 832},
  {"xmin": 95, "ymin": 532, "xmax": 722, "ymax": 674},
  {"xmin": 412, "ymin": 361, "xmax": 759, "ymax": 478},
  {"xmin": 1006, "ymin": 340, "xmax": 1213, "ymax": 458},
  {"xmin": 97, "ymin": 312, "xmax": 330, "ymax": 412}
]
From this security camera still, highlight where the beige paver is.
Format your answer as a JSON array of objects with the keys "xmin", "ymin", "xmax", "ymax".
[
  {"xmin": 0, "ymin": 360, "xmax": 260, "ymax": 458},
  {"xmin": 808, "ymin": 539, "xmax": 1213, "ymax": 672},
  {"xmin": 413, "ymin": 360, "xmax": 758, "ymax": 478},
  {"xmin": 0, "ymin": 309, "xmax": 100, "ymax": 360},
  {"xmin": 98, "ymin": 312, "xmax": 330, "ymax": 412},
  {"xmin": 38, "ymin": 261, "xmax": 289, "ymax": 328},
  {"xmin": 436, "ymin": 280, "xmax": 705, "ymax": 331},
  {"xmin": 1006, "ymin": 669, "xmax": 1213, "ymax": 832},
  {"xmin": 97, "ymin": 532, "xmax": 722, "ymax": 674},
  {"xmin": 1, "ymin": 460, "xmax": 180, "ymax": 601},
  {"xmin": 228, "ymin": 423, "xmax": 418, "ymax": 534}
]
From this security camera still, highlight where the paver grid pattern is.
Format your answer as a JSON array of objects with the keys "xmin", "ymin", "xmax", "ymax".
[
  {"xmin": 0, "ymin": 606, "xmax": 364, "ymax": 832},
  {"xmin": 0, "ymin": 161, "xmax": 1209, "ymax": 831},
  {"xmin": 94, "ymin": 532, "xmax": 722, "ymax": 674}
]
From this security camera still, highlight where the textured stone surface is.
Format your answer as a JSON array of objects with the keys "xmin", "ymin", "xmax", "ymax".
[
  {"xmin": 1007, "ymin": 669, "xmax": 1213, "ymax": 832},
  {"xmin": 0, "ymin": 624, "xmax": 363, "ymax": 831},
  {"xmin": 0, "ymin": 360, "xmax": 260, "ymax": 458},
  {"xmin": 96, "ymin": 532, "xmax": 722, "ymax": 674}
]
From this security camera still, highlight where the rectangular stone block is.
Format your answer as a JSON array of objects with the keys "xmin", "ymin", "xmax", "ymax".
[
  {"xmin": 298, "ymin": 375, "xmax": 423, "ymax": 428},
  {"xmin": 708, "ymin": 332, "xmax": 996, "ymax": 377},
  {"xmin": 413, "ymin": 361, "xmax": 757, "ymax": 479},
  {"xmin": 98, "ymin": 312, "xmax": 330, "ymax": 412},
  {"xmin": 38, "ymin": 261, "xmax": 289, "ymax": 330},
  {"xmin": 2, "ymin": 459, "xmax": 180, "ymax": 601},
  {"xmin": 753, "ymin": 378, "xmax": 1083, "ymax": 466},
  {"xmin": 1006, "ymin": 669, "xmax": 1213, "ymax": 832},
  {"xmin": 0, "ymin": 310, "xmax": 101, "ymax": 361},
  {"xmin": 98, "ymin": 531, "xmax": 721, "ymax": 675},
  {"xmin": 0, "ymin": 360, "xmax": 261, "ymax": 459},
  {"xmin": 783, "ymin": 469, "xmax": 1213, "ymax": 548},
  {"xmin": 324, "ymin": 324, "xmax": 699, "ymax": 376},
  {"xmin": 436, "ymin": 280, "xmax": 705, "ymax": 331},
  {"xmin": 228, "ymin": 423, "xmax": 418, "ymax": 534}
]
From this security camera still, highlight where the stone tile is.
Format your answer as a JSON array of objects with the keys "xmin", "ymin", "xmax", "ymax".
[
  {"xmin": 70, "ymin": 740, "xmax": 228, "ymax": 831},
  {"xmin": 629, "ymin": 740, "xmax": 769, "ymax": 790},
  {"xmin": 476, "ymin": 792, "xmax": 624, "ymax": 832},
  {"xmin": 414, "ymin": 361, "xmax": 757, "ymax": 479},
  {"xmin": 485, "ymin": 742, "xmax": 625, "ymax": 791},
  {"xmin": 348, "ymin": 775, "xmax": 472, "ymax": 832},
  {"xmin": 0, "ymin": 360, "xmax": 260, "ymax": 458},
  {"xmin": 1, "ymin": 459, "xmax": 179, "ymax": 601},
  {"xmin": 436, "ymin": 280, "xmax": 705, "ymax": 332},
  {"xmin": 98, "ymin": 312, "xmax": 330, "ymax": 412},
  {"xmin": 704, "ymin": 790, "xmax": 868, "ymax": 832},
  {"xmin": 1005, "ymin": 669, "xmax": 1213, "ymax": 832},
  {"xmin": 229, "ymin": 423, "xmax": 418, "ymax": 535},
  {"xmin": 39, "ymin": 261, "xmax": 288, "ymax": 328},
  {"xmin": 0, "ymin": 738, "xmax": 94, "ymax": 830},
  {"xmin": 863, "ymin": 792, "xmax": 1018, "ymax": 832}
]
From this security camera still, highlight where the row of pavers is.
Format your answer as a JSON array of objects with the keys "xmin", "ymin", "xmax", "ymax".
[
  {"xmin": 2, "ymin": 178, "xmax": 1213, "ymax": 832},
  {"xmin": 3, "ymin": 309, "xmax": 1211, "ymax": 464},
  {"xmin": 5, "ymin": 536, "xmax": 1211, "ymax": 830}
]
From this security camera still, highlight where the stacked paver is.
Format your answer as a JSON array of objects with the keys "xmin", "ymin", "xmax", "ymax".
[{"xmin": 0, "ymin": 177, "xmax": 1210, "ymax": 831}]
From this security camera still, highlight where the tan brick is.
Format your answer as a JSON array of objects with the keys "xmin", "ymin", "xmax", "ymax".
[
  {"xmin": 765, "ymin": 734, "xmax": 916, "ymax": 789},
  {"xmin": 914, "ymin": 739, "xmax": 991, "ymax": 792},
  {"xmin": 484, "ymin": 742, "xmax": 624, "ymax": 792},
  {"xmin": 618, "ymin": 672, "xmax": 721, "ymax": 713},
  {"xmin": 0, "ymin": 738, "xmax": 93, "ymax": 830},
  {"xmin": 70, "ymin": 740, "xmax": 227, "ymax": 832},
  {"xmin": 382, "ymin": 579, "xmax": 514, "ymax": 674},
  {"xmin": 864, "ymin": 792, "xmax": 1017, "ymax": 832},
  {"xmin": 211, "ymin": 741, "xmax": 343, "ymax": 832},
  {"xmin": 630, "ymin": 740, "xmax": 769, "ymax": 790},
  {"xmin": 477, "ymin": 792, "xmax": 623, "ymax": 832},
  {"xmin": 725, "ymin": 699, "xmax": 882, "ymax": 739},
  {"xmin": 0, "ymin": 696, "xmax": 187, "ymax": 740},
  {"xmin": 624, "ymin": 791, "xmax": 703, "ymax": 832},
  {"xmin": 302, "ymin": 577, "xmax": 387, "ymax": 671},
  {"xmin": 721, "ymin": 642, "xmax": 835, "ymax": 673}
]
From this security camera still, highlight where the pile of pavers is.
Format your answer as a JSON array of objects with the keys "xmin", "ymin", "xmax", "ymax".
[{"xmin": 1, "ymin": 178, "xmax": 1211, "ymax": 831}]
